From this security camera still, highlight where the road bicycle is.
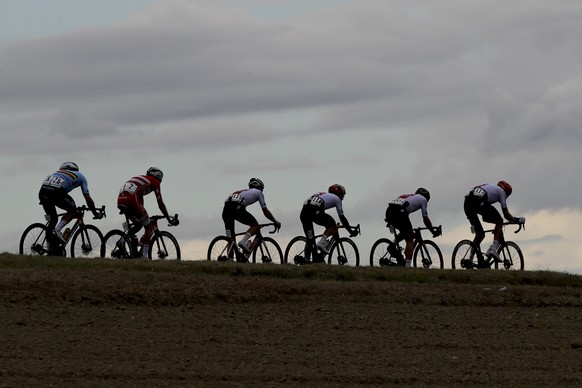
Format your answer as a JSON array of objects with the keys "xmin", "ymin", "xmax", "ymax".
[
  {"xmin": 19, "ymin": 205, "xmax": 106, "ymax": 258},
  {"xmin": 451, "ymin": 221, "xmax": 525, "ymax": 270},
  {"xmin": 369, "ymin": 225, "xmax": 443, "ymax": 268},
  {"xmin": 101, "ymin": 213, "xmax": 181, "ymax": 260},
  {"xmin": 283, "ymin": 224, "xmax": 361, "ymax": 266},
  {"xmin": 206, "ymin": 223, "xmax": 282, "ymax": 264}
]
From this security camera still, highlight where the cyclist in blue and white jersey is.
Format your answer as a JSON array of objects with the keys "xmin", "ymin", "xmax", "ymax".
[
  {"xmin": 222, "ymin": 178, "xmax": 281, "ymax": 253},
  {"xmin": 38, "ymin": 162, "xmax": 102, "ymax": 244}
]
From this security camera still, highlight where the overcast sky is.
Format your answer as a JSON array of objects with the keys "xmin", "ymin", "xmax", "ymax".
[{"xmin": 2, "ymin": 0, "xmax": 581, "ymax": 273}]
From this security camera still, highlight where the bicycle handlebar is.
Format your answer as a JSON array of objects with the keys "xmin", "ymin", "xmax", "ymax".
[
  {"xmin": 76, "ymin": 205, "xmax": 106, "ymax": 219},
  {"xmin": 150, "ymin": 214, "xmax": 180, "ymax": 227},
  {"xmin": 259, "ymin": 223, "xmax": 280, "ymax": 234},
  {"xmin": 413, "ymin": 225, "xmax": 442, "ymax": 236}
]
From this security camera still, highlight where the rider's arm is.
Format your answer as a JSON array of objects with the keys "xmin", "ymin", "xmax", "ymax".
[
  {"xmin": 422, "ymin": 216, "xmax": 440, "ymax": 236},
  {"xmin": 502, "ymin": 207, "xmax": 516, "ymax": 222},
  {"xmin": 261, "ymin": 207, "xmax": 281, "ymax": 228},
  {"xmin": 83, "ymin": 193, "xmax": 100, "ymax": 218}
]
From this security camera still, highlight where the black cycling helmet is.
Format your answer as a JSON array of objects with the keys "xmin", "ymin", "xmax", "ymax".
[
  {"xmin": 248, "ymin": 178, "xmax": 265, "ymax": 191},
  {"xmin": 415, "ymin": 187, "xmax": 430, "ymax": 201}
]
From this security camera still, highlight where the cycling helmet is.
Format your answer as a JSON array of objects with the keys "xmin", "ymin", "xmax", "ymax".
[
  {"xmin": 248, "ymin": 178, "xmax": 265, "ymax": 191},
  {"xmin": 497, "ymin": 180, "xmax": 512, "ymax": 196},
  {"xmin": 415, "ymin": 187, "xmax": 430, "ymax": 201},
  {"xmin": 146, "ymin": 167, "xmax": 164, "ymax": 180},
  {"xmin": 60, "ymin": 162, "xmax": 79, "ymax": 171},
  {"xmin": 328, "ymin": 184, "xmax": 346, "ymax": 199}
]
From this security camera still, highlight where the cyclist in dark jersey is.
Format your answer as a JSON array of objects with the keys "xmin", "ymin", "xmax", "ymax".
[
  {"xmin": 464, "ymin": 181, "xmax": 525, "ymax": 261},
  {"xmin": 384, "ymin": 188, "xmax": 440, "ymax": 267},
  {"xmin": 38, "ymin": 162, "xmax": 102, "ymax": 246}
]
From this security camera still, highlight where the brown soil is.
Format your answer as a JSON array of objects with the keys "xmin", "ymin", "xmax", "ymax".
[{"xmin": 1, "ymin": 261, "xmax": 581, "ymax": 387}]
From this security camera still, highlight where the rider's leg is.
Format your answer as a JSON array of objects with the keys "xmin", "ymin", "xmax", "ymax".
[
  {"xmin": 315, "ymin": 213, "xmax": 336, "ymax": 253},
  {"xmin": 403, "ymin": 230, "xmax": 414, "ymax": 268},
  {"xmin": 235, "ymin": 210, "xmax": 258, "ymax": 253},
  {"xmin": 482, "ymin": 205, "xmax": 504, "ymax": 261},
  {"xmin": 140, "ymin": 221, "xmax": 156, "ymax": 258}
]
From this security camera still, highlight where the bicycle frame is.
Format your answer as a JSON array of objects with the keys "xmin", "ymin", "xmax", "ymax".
[
  {"xmin": 122, "ymin": 214, "xmax": 179, "ymax": 257},
  {"xmin": 20, "ymin": 205, "xmax": 106, "ymax": 257},
  {"xmin": 286, "ymin": 224, "xmax": 361, "ymax": 266},
  {"xmin": 454, "ymin": 222, "xmax": 524, "ymax": 270},
  {"xmin": 220, "ymin": 223, "xmax": 280, "ymax": 263}
]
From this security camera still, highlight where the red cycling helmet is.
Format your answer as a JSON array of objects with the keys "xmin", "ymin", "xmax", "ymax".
[
  {"xmin": 328, "ymin": 184, "xmax": 346, "ymax": 199},
  {"xmin": 497, "ymin": 180, "xmax": 512, "ymax": 196}
]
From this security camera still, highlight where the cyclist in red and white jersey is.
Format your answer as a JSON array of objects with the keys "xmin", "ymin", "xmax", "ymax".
[
  {"xmin": 384, "ymin": 188, "xmax": 440, "ymax": 267},
  {"xmin": 300, "ymin": 184, "xmax": 358, "ymax": 262},
  {"xmin": 222, "ymin": 178, "xmax": 281, "ymax": 254},
  {"xmin": 117, "ymin": 167, "xmax": 178, "ymax": 258},
  {"xmin": 464, "ymin": 181, "xmax": 525, "ymax": 261}
]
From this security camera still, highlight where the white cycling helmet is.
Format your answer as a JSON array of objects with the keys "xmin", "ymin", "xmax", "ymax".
[
  {"xmin": 248, "ymin": 178, "xmax": 265, "ymax": 190},
  {"xmin": 147, "ymin": 167, "xmax": 163, "ymax": 180},
  {"xmin": 60, "ymin": 162, "xmax": 79, "ymax": 171}
]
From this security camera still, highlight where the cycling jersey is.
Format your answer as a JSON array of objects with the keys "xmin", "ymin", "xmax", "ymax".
[
  {"xmin": 303, "ymin": 192, "xmax": 344, "ymax": 216},
  {"xmin": 225, "ymin": 188, "xmax": 267, "ymax": 209},
  {"xmin": 389, "ymin": 193, "xmax": 428, "ymax": 217},
  {"xmin": 118, "ymin": 175, "xmax": 162, "ymax": 204},
  {"xmin": 468, "ymin": 183, "xmax": 507, "ymax": 208},
  {"xmin": 41, "ymin": 170, "xmax": 90, "ymax": 195}
]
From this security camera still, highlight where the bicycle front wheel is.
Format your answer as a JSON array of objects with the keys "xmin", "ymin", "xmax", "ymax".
[
  {"xmin": 451, "ymin": 239, "xmax": 475, "ymax": 269},
  {"xmin": 328, "ymin": 238, "xmax": 359, "ymax": 266},
  {"xmin": 253, "ymin": 237, "xmax": 283, "ymax": 264},
  {"xmin": 101, "ymin": 229, "xmax": 133, "ymax": 259},
  {"xmin": 19, "ymin": 223, "xmax": 50, "ymax": 256},
  {"xmin": 283, "ymin": 236, "xmax": 309, "ymax": 265},
  {"xmin": 495, "ymin": 241, "xmax": 524, "ymax": 270},
  {"xmin": 148, "ymin": 231, "xmax": 180, "ymax": 260},
  {"xmin": 70, "ymin": 224, "xmax": 103, "ymax": 258},
  {"xmin": 413, "ymin": 240, "xmax": 444, "ymax": 269}
]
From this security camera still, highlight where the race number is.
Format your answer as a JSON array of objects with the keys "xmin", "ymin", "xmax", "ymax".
[{"xmin": 43, "ymin": 175, "xmax": 64, "ymax": 189}]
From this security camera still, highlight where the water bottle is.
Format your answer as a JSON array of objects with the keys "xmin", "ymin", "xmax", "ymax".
[
  {"xmin": 389, "ymin": 225, "xmax": 395, "ymax": 235},
  {"xmin": 62, "ymin": 228, "xmax": 71, "ymax": 241},
  {"xmin": 470, "ymin": 225, "xmax": 475, "ymax": 234},
  {"xmin": 122, "ymin": 221, "xmax": 129, "ymax": 232}
]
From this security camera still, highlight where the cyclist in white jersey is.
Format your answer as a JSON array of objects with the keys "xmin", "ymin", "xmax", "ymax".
[
  {"xmin": 38, "ymin": 162, "xmax": 102, "ymax": 246},
  {"xmin": 222, "ymin": 178, "xmax": 281, "ymax": 254},
  {"xmin": 464, "ymin": 181, "xmax": 525, "ymax": 261},
  {"xmin": 300, "ymin": 184, "xmax": 358, "ymax": 262},
  {"xmin": 384, "ymin": 188, "xmax": 440, "ymax": 267}
]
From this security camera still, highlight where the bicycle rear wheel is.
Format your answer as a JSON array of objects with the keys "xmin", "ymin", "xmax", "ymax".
[
  {"xmin": 328, "ymin": 238, "xmax": 359, "ymax": 266},
  {"xmin": 207, "ymin": 236, "xmax": 234, "ymax": 261},
  {"xmin": 70, "ymin": 224, "xmax": 103, "ymax": 258},
  {"xmin": 369, "ymin": 238, "xmax": 402, "ymax": 267},
  {"xmin": 101, "ymin": 230, "xmax": 133, "ymax": 259},
  {"xmin": 283, "ymin": 236, "xmax": 310, "ymax": 265},
  {"xmin": 451, "ymin": 240, "xmax": 477, "ymax": 269},
  {"xmin": 252, "ymin": 237, "xmax": 283, "ymax": 264},
  {"xmin": 413, "ymin": 240, "xmax": 444, "ymax": 269},
  {"xmin": 19, "ymin": 223, "xmax": 51, "ymax": 256},
  {"xmin": 495, "ymin": 241, "xmax": 524, "ymax": 270},
  {"xmin": 148, "ymin": 231, "xmax": 181, "ymax": 260}
]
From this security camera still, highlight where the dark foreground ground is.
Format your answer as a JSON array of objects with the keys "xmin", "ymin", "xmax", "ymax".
[{"xmin": 0, "ymin": 255, "xmax": 581, "ymax": 387}]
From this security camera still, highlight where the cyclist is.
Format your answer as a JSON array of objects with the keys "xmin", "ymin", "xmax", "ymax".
[
  {"xmin": 463, "ymin": 181, "xmax": 525, "ymax": 262},
  {"xmin": 300, "ymin": 184, "xmax": 358, "ymax": 262},
  {"xmin": 384, "ymin": 188, "xmax": 440, "ymax": 268},
  {"xmin": 117, "ymin": 167, "xmax": 178, "ymax": 258},
  {"xmin": 38, "ymin": 162, "xmax": 102, "ymax": 251},
  {"xmin": 222, "ymin": 178, "xmax": 281, "ymax": 254}
]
